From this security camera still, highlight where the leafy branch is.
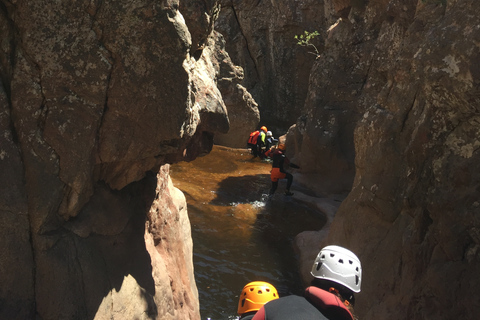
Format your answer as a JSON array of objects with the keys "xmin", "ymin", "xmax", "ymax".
[{"xmin": 294, "ymin": 30, "xmax": 320, "ymax": 57}]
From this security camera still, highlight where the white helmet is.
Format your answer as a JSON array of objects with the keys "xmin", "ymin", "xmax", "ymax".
[
  {"xmin": 266, "ymin": 131, "xmax": 273, "ymax": 137},
  {"xmin": 311, "ymin": 245, "xmax": 362, "ymax": 293}
]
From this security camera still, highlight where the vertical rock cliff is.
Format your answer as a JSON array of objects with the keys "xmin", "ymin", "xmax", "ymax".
[
  {"xmin": 0, "ymin": 0, "xmax": 253, "ymax": 318},
  {"xmin": 291, "ymin": 0, "xmax": 479, "ymax": 319},
  {"xmin": 216, "ymin": 0, "xmax": 326, "ymax": 133},
  {"xmin": 214, "ymin": 0, "xmax": 479, "ymax": 318}
]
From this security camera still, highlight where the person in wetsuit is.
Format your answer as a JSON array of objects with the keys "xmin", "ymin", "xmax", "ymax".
[
  {"xmin": 251, "ymin": 245, "xmax": 362, "ymax": 320},
  {"xmin": 247, "ymin": 126, "xmax": 268, "ymax": 158},
  {"xmin": 256, "ymin": 126, "xmax": 268, "ymax": 159},
  {"xmin": 268, "ymin": 143, "xmax": 299, "ymax": 196},
  {"xmin": 237, "ymin": 281, "xmax": 279, "ymax": 320}
]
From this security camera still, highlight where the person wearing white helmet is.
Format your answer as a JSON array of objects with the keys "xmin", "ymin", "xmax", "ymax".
[
  {"xmin": 251, "ymin": 245, "xmax": 362, "ymax": 320},
  {"xmin": 265, "ymin": 131, "xmax": 278, "ymax": 150}
]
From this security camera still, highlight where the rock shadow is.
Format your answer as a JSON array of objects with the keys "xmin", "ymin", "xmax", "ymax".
[
  {"xmin": 209, "ymin": 173, "xmax": 271, "ymax": 205},
  {"xmin": 63, "ymin": 172, "xmax": 158, "ymax": 319}
]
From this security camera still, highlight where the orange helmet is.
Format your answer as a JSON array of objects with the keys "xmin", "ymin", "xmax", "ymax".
[
  {"xmin": 237, "ymin": 281, "xmax": 279, "ymax": 315},
  {"xmin": 260, "ymin": 126, "xmax": 268, "ymax": 132},
  {"xmin": 278, "ymin": 143, "xmax": 286, "ymax": 151}
]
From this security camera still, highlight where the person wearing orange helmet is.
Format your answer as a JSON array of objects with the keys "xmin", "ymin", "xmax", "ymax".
[
  {"xmin": 251, "ymin": 246, "xmax": 362, "ymax": 320},
  {"xmin": 268, "ymin": 143, "xmax": 299, "ymax": 196},
  {"xmin": 257, "ymin": 126, "xmax": 268, "ymax": 159},
  {"xmin": 237, "ymin": 281, "xmax": 279, "ymax": 320},
  {"xmin": 247, "ymin": 126, "xmax": 268, "ymax": 158}
]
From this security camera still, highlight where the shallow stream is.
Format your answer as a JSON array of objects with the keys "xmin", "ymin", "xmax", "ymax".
[{"xmin": 170, "ymin": 146, "xmax": 326, "ymax": 319}]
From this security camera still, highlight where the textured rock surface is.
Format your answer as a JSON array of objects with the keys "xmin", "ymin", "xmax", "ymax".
[
  {"xmin": 0, "ymin": 0, "xmax": 251, "ymax": 318},
  {"xmin": 216, "ymin": 0, "xmax": 326, "ymax": 134},
  {"xmin": 209, "ymin": 31, "xmax": 260, "ymax": 148},
  {"xmin": 293, "ymin": 0, "xmax": 480, "ymax": 319}
]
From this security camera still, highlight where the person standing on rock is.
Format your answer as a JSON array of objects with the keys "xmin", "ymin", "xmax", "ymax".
[
  {"xmin": 256, "ymin": 126, "xmax": 268, "ymax": 159},
  {"xmin": 265, "ymin": 131, "xmax": 278, "ymax": 151},
  {"xmin": 268, "ymin": 143, "xmax": 299, "ymax": 196},
  {"xmin": 251, "ymin": 245, "xmax": 362, "ymax": 320},
  {"xmin": 237, "ymin": 281, "xmax": 279, "ymax": 320},
  {"xmin": 247, "ymin": 126, "xmax": 268, "ymax": 158}
]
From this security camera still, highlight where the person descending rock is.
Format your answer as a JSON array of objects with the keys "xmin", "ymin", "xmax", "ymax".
[
  {"xmin": 247, "ymin": 126, "xmax": 268, "ymax": 158},
  {"xmin": 237, "ymin": 281, "xmax": 279, "ymax": 320},
  {"xmin": 251, "ymin": 245, "xmax": 362, "ymax": 320},
  {"xmin": 268, "ymin": 143, "xmax": 299, "ymax": 196}
]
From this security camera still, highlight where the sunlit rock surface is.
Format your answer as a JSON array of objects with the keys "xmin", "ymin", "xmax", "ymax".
[
  {"xmin": 293, "ymin": 1, "xmax": 480, "ymax": 319},
  {"xmin": 0, "ymin": 0, "xmax": 252, "ymax": 318}
]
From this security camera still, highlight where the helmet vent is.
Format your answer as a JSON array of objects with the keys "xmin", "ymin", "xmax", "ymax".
[
  {"xmin": 356, "ymin": 275, "xmax": 359, "ymax": 285},
  {"xmin": 258, "ymin": 290, "xmax": 262, "ymax": 294},
  {"xmin": 349, "ymin": 260, "xmax": 353, "ymax": 264},
  {"xmin": 338, "ymin": 259, "xmax": 344, "ymax": 264},
  {"xmin": 316, "ymin": 262, "xmax": 322, "ymax": 271},
  {"xmin": 321, "ymin": 254, "xmax": 325, "ymax": 259},
  {"xmin": 330, "ymin": 253, "xmax": 335, "ymax": 257},
  {"xmin": 266, "ymin": 288, "xmax": 270, "ymax": 292}
]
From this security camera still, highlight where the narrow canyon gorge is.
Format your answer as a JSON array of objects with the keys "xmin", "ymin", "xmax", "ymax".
[{"xmin": 0, "ymin": 0, "xmax": 478, "ymax": 319}]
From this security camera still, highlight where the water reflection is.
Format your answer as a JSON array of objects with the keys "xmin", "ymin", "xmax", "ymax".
[{"xmin": 170, "ymin": 146, "xmax": 326, "ymax": 320}]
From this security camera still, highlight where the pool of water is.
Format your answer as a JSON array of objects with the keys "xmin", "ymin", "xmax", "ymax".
[{"xmin": 170, "ymin": 146, "xmax": 326, "ymax": 320}]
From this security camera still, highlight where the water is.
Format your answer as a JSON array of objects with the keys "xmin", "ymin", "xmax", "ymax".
[{"xmin": 170, "ymin": 146, "xmax": 326, "ymax": 320}]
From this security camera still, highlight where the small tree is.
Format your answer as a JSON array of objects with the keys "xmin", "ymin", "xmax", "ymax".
[{"xmin": 294, "ymin": 30, "xmax": 320, "ymax": 57}]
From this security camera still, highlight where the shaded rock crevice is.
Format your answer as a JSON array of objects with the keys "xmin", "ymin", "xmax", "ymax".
[{"xmin": 229, "ymin": 3, "xmax": 259, "ymax": 80}]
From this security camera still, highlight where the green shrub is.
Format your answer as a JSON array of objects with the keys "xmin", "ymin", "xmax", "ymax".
[{"xmin": 294, "ymin": 30, "xmax": 320, "ymax": 57}]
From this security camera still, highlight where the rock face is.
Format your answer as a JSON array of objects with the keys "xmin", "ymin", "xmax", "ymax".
[
  {"xmin": 209, "ymin": 32, "xmax": 260, "ymax": 148},
  {"xmin": 292, "ymin": 0, "xmax": 480, "ymax": 319},
  {"xmin": 0, "ymin": 0, "xmax": 252, "ymax": 318},
  {"xmin": 216, "ymin": 0, "xmax": 326, "ymax": 134}
]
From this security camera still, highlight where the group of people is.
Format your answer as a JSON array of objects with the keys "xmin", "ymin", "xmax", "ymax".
[
  {"xmin": 236, "ymin": 245, "xmax": 362, "ymax": 320},
  {"xmin": 247, "ymin": 126, "xmax": 299, "ymax": 197},
  {"xmin": 241, "ymin": 127, "xmax": 361, "ymax": 319},
  {"xmin": 247, "ymin": 126, "xmax": 278, "ymax": 160}
]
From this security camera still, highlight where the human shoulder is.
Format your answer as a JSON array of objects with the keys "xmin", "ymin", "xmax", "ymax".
[{"xmin": 263, "ymin": 295, "xmax": 327, "ymax": 319}]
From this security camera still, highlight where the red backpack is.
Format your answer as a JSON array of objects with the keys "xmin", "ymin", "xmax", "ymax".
[{"xmin": 248, "ymin": 130, "xmax": 260, "ymax": 145}]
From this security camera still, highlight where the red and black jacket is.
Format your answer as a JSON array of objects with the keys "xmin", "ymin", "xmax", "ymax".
[{"xmin": 251, "ymin": 286, "xmax": 354, "ymax": 320}]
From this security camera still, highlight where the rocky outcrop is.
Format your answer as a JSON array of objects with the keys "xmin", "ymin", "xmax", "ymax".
[
  {"xmin": 0, "ymin": 0, "xmax": 250, "ymax": 318},
  {"xmin": 210, "ymin": 32, "xmax": 260, "ymax": 148},
  {"xmin": 293, "ymin": 0, "xmax": 480, "ymax": 319},
  {"xmin": 216, "ymin": 0, "xmax": 326, "ymax": 134}
]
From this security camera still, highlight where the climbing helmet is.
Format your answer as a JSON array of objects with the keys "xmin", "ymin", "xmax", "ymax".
[
  {"xmin": 237, "ymin": 281, "xmax": 279, "ymax": 315},
  {"xmin": 310, "ymin": 245, "xmax": 362, "ymax": 293}
]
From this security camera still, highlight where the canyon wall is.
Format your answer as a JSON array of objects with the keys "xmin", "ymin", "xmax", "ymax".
[
  {"xmin": 291, "ymin": 0, "xmax": 479, "ymax": 319},
  {"xmin": 0, "ymin": 0, "xmax": 255, "ymax": 318},
  {"xmin": 216, "ymin": 0, "xmax": 327, "ymax": 135}
]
